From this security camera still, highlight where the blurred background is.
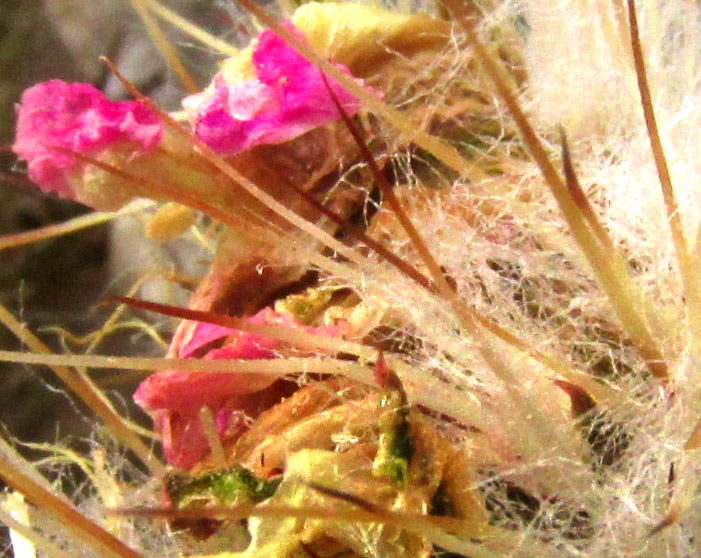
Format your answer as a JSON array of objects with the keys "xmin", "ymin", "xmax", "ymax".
[{"xmin": 0, "ymin": 0, "xmax": 230, "ymax": 448}]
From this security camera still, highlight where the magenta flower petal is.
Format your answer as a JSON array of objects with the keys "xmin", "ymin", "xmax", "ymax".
[
  {"xmin": 153, "ymin": 405, "xmax": 250, "ymax": 468},
  {"xmin": 13, "ymin": 80, "xmax": 163, "ymax": 198},
  {"xmin": 134, "ymin": 307, "xmax": 347, "ymax": 468},
  {"xmin": 178, "ymin": 322, "xmax": 236, "ymax": 359},
  {"xmin": 190, "ymin": 23, "xmax": 372, "ymax": 154}
]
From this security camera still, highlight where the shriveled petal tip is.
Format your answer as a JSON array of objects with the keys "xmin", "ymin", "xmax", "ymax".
[
  {"xmin": 12, "ymin": 80, "xmax": 163, "ymax": 198},
  {"xmin": 190, "ymin": 23, "xmax": 372, "ymax": 154}
]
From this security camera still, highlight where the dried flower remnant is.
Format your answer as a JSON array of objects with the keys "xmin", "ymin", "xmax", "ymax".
[
  {"xmin": 134, "ymin": 307, "xmax": 347, "ymax": 469},
  {"xmin": 186, "ymin": 22, "xmax": 373, "ymax": 154},
  {"xmin": 185, "ymin": 1, "xmax": 451, "ymax": 153},
  {"xmin": 171, "ymin": 371, "xmax": 490, "ymax": 556},
  {"xmin": 12, "ymin": 80, "xmax": 163, "ymax": 208}
]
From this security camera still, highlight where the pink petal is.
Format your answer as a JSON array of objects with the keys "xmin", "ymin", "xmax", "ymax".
[
  {"xmin": 190, "ymin": 23, "xmax": 372, "ymax": 154},
  {"xmin": 134, "ymin": 307, "xmax": 347, "ymax": 468},
  {"xmin": 178, "ymin": 322, "xmax": 236, "ymax": 359},
  {"xmin": 13, "ymin": 80, "xmax": 163, "ymax": 199},
  {"xmin": 155, "ymin": 410, "xmax": 208, "ymax": 469},
  {"xmin": 155, "ymin": 408, "xmax": 249, "ymax": 468},
  {"xmin": 133, "ymin": 369, "xmax": 270, "ymax": 415}
]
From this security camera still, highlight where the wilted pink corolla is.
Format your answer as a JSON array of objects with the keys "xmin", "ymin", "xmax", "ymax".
[
  {"xmin": 12, "ymin": 80, "xmax": 163, "ymax": 202},
  {"xmin": 135, "ymin": 308, "xmax": 345, "ymax": 469},
  {"xmin": 185, "ymin": 22, "xmax": 372, "ymax": 154}
]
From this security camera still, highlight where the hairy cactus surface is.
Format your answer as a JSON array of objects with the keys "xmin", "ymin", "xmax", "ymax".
[{"xmin": 2, "ymin": 1, "xmax": 701, "ymax": 557}]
